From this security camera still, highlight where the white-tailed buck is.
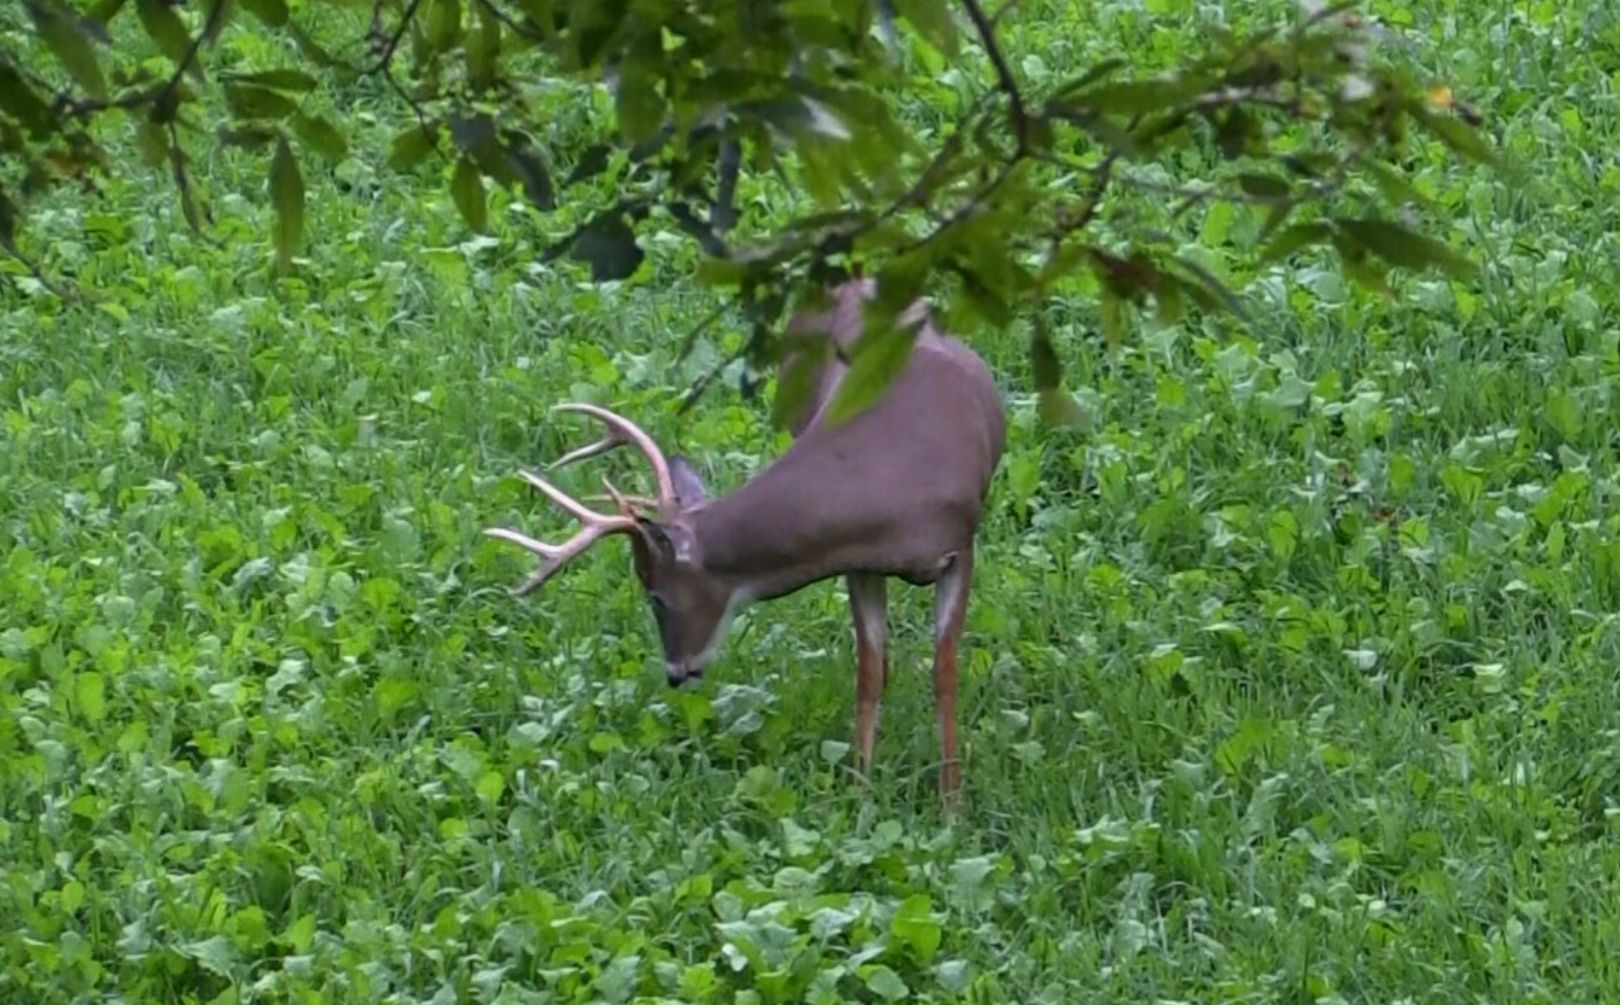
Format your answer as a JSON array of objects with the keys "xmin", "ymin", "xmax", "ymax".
[{"xmin": 485, "ymin": 278, "xmax": 1006, "ymax": 803}]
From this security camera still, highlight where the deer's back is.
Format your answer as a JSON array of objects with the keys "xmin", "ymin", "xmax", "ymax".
[{"xmin": 693, "ymin": 289, "xmax": 1005, "ymax": 589}]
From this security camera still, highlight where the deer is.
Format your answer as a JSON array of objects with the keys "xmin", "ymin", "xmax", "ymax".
[{"xmin": 483, "ymin": 277, "xmax": 1007, "ymax": 806}]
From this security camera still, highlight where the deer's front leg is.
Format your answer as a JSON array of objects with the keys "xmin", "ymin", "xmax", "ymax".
[
  {"xmin": 932, "ymin": 550, "xmax": 973, "ymax": 809},
  {"xmin": 846, "ymin": 572, "xmax": 888, "ymax": 780}
]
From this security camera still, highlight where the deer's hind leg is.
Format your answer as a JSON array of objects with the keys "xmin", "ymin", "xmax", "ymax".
[
  {"xmin": 932, "ymin": 549, "xmax": 974, "ymax": 810},
  {"xmin": 846, "ymin": 572, "xmax": 889, "ymax": 781}
]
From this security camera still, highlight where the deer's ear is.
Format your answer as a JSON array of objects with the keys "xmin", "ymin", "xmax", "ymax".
[{"xmin": 669, "ymin": 454, "xmax": 709, "ymax": 509}]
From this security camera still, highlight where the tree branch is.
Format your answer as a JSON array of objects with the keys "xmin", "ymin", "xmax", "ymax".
[{"xmin": 960, "ymin": 0, "xmax": 1029, "ymax": 152}]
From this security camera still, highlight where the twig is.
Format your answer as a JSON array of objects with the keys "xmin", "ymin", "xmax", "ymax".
[
  {"xmin": 368, "ymin": 0, "xmax": 426, "ymax": 74},
  {"xmin": 478, "ymin": 0, "xmax": 548, "ymax": 42},
  {"xmin": 960, "ymin": 0, "xmax": 1029, "ymax": 152}
]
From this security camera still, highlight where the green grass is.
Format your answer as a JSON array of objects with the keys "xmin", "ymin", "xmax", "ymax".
[{"xmin": 4, "ymin": 0, "xmax": 1620, "ymax": 1002}]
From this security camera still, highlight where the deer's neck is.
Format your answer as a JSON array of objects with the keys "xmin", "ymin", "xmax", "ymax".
[{"xmin": 681, "ymin": 464, "xmax": 866, "ymax": 603}]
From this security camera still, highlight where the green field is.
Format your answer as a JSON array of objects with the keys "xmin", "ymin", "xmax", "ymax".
[{"xmin": 4, "ymin": 0, "xmax": 1619, "ymax": 1002}]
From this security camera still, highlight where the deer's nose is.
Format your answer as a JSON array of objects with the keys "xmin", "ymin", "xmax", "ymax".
[{"xmin": 666, "ymin": 661, "xmax": 704, "ymax": 687}]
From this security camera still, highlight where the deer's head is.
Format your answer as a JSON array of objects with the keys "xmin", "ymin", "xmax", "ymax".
[{"xmin": 483, "ymin": 404, "xmax": 739, "ymax": 686}]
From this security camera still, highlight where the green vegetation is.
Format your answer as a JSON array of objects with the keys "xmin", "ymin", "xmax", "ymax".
[{"xmin": 3, "ymin": 0, "xmax": 1616, "ymax": 1003}]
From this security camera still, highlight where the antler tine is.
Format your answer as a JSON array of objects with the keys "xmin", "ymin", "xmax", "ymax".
[
  {"xmin": 548, "ymin": 403, "xmax": 679, "ymax": 516},
  {"xmin": 482, "ymin": 467, "xmax": 640, "ymax": 596}
]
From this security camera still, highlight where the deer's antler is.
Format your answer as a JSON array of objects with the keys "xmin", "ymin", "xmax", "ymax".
[
  {"xmin": 547, "ymin": 403, "xmax": 679, "ymax": 517},
  {"xmin": 484, "ymin": 403, "xmax": 679, "ymax": 595},
  {"xmin": 483, "ymin": 469, "xmax": 642, "ymax": 596}
]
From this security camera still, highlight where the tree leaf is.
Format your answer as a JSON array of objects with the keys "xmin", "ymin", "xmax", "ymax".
[
  {"xmin": 0, "ymin": 65, "xmax": 52, "ymax": 136},
  {"xmin": 467, "ymin": 0, "xmax": 501, "ymax": 91},
  {"xmin": 1411, "ymin": 106, "xmax": 1499, "ymax": 166},
  {"xmin": 291, "ymin": 111, "xmax": 348, "ymax": 162},
  {"xmin": 1335, "ymin": 217, "xmax": 1474, "ymax": 278},
  {"xmin": 1030, "ymin": 319, "xmax": 1061, "ymax": 391},
  {"xmin": 1236, "ymin": 172, "xmax": 1288, "ymax": 199},
  {"xmin": 770, "ymin": 330, "xmax": 831, "ymax": 432},
  {"xmin": 1169, "ymin": 255, "xmax": 1248, "ymax": 318},
  {"xmin": 1098, "ymin": 287, "xmax": 1126, "ymax": 344},
  {"xmin": 615, "ymin": 65, "xmax": 665, "ymax": 144},
  {"xmin": 268, "ymin": 135, "xmax": 305, "ymax": 273},
  {"xmin": 224, "ymin": 68, "xmax": 317, "ymax": 92},
  {"xmin": 570, "ymin": 211, "xmax": 642, "ymax": 281},
  {"xmin": 1259, "ymin": 221, "xmax": 1332, "ymax": 265},
  {"xmin": 501, "ymin": 135, "xmax": 554, "ymax": 210},
  {"xmin": 29, "ymin": 1, "xmax": 109, "ymax": 98},
  {"xmin": 388, "ymin": 122, "xmax": 440, "ymax": 171},
  {"xmin": 239, "ymin": 0, "xmax": 289, "ymax": 27},
  {"xmin": 450, "ymin": 155, "xmax": 488, "ymax": 232},
  {"xmin": 822, "ymin": 301, "xmax": 921, "ymax": 426},
  {"xmin": 218, "ymin": 124, "xmax": 279, "ymax": 150},
  {"xmin": 134, "ymin": 0, "xmax": 197, "ymax": 75},
  {"xmin": 893, "ymin": 0, "xmax": 958, "ymax": 57},
  {"xmin": 1361, "ymin": 158, "xmax": 1424, "ymax": 207},
  {"xmin": 426, "ymin": 0, "xmax": 463, "ymax": 52},
  {"xmin": 0, "ymin": 188, "xmax": 18, "ymax": 252},
  {"xmin": 1057, "ymin": 75, "xmax": 1207, "ymax": 117},
  {"xmin": 1037, "ymin": 388, "xmax": 1085, "ymax": 429},
  {"xmin": 224, "ymin": 82, "xmax": 300, "ymax": 120},
  {"xmin": 135, "ymin": 119, "xmax": 169, "ymax": 166},
  {"xmin": 88, "ymin": 0, "xmax": 128, "ymax": 24}
]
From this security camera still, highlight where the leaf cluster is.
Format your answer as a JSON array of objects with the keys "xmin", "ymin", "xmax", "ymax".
[{"xmin": 0, "ymin": 0, "xmax": 1498, "ymax": 422}]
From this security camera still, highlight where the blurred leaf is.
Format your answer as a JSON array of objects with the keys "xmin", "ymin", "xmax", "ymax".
[
  {"xmin": 88, "ymin": 0, "xmax": 127, "ymax": 22},
  {"xmin": 1361, "ymin": 158, "xmax": 1424, "ymax": 207},
  {"xmin": 388, "ymin": 122, "xmax": 440, "ymax": 171},
  {"xmin": 225, "ymin": 83, "xmax": 300, "ymax": 120},
  {"xmin": 239, "ymin": 0, "xmax": 289, "ymax": 27},
  {"xmin": 467, "ymin": 0, "xmax": 501, "ymax": 91},
  {"xmin": 426, "ymin": 0, "xmax": 463, "ymax": 52},
  {"xmin": 29, "ymin": 1, "xmax": 109, "ymax": 98},
  {"xmin": 1037, "ymin": 387, "xmax": 1086, "ymax": 429},
  {"xmin": 450, "ymin": 155, "xmax": 488, "ymax": 232},
  {"xmin": 268, "ymin": 135, "xmax": 305, "ymax": 272},
  {"xmin": 1412, "ymin": 105, "xmax": 1499, "ymax": 166},
  {"xmin": 1170, "ymin": 255, "xmax": 1247, "ymax": 318},
  {"xmin": 570, "ymin": 210, "xmax": 642, "ymax": 280},
  {"xmin": 1049, "ymin": 57, "xmax": 1127, "ymax": 101},
  {"xmin": 823, "ymin": 301, "xmax": 921, "ymax": 426},
  {"xmin": 0, "ymin": 64, "xmax": 54, "ymax": 137},
  {"xmin": 1335, "ymin": 217, "xmax": 1475, "ymax": 278},
  {"xmin": 0, "ymin": 188, "xmax": 15, "ymax": 251},
  {"xmin": 135, "ymin": 119, "xmax": 169, "ymax": 166},
  {"xmin": 1030, "ymin": 319, "xmax": 1061, "ymax": 391},
  {"xmin": 615, "ymin": 65, "xmax": 665, "ymax": 144},
  {"xmin": 501, "ymin": 135, "xmax": 555, "ymax": 210},
  {"xmin": 291, "ymin": 111, "xmax": 348, "ymax": 162},
  {"xmin": 1056, "ymin": 75, "xmax": 1208, "ymax": 116},
  {"xmin": 894, "ymin": 0, "xmax": 959, "ymax": 56},
  {"xmin": 1236, "ymin": 172, "xmax": 1288, "ymax": 199},
  {"xmin": 770, "ymin": 333, "xmax": 830, "ymax": 432},
  {"xmin": 1099, "ymin": 288, "xmax": 1126, "ymax": 344},
  {"xmin": 134, "ymin": 0, "xmax": 198, "ymax": 75},
  {"xmin": 218, "ymin": 123, "xmax": 279, "ymax": 150},
  {"xmin": 1260, "ymin": 221, "xmax": 1332, "ymax": 264},
  {"xmin": 224, "ymin": 68, "xmax": 317, "ymax": 92}
]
